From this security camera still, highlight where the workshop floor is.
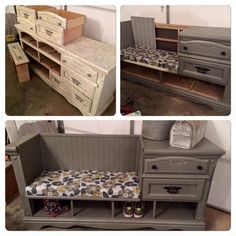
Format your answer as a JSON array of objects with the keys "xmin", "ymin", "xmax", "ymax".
[
  {"xmin": 121, "ymin": 80, "xmax": 222, "ymax": 116},
  {"xmin": 5, "ymin": 196, "xmax": 230, "ymax": 231},
  {"xmin": 5, "ymin": 49, "xmax": 115, "ymax": 116}
]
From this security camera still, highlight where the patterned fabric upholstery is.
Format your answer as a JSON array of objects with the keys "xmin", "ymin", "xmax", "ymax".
[
  {"xmin": 25, "ymin": 170, "xmax": 140, "ymax": 199},
  {"xmin": 121, "ymin": 46, "xmax": 178, "ymax": 73}
]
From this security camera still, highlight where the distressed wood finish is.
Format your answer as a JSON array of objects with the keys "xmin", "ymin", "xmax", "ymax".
[
  {"xmin": 8, "ymin": 42, "xmax": 30, "ymax": 83},
  {"xmin": 15, "ymin": 18, "xmax": 115, "ymax": 115}
]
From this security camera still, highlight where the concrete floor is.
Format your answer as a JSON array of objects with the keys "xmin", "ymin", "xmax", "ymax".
[
  {"xmin": 121, "ymin": 80, "xmax": 222, "ymax": 116},
  {"xmin": 6, "ymin": 196, "xmax": 230, "ymax": 231},
  {"xmin": 6, "ymin": 49, "xmax": 115, "ymax": 116}
]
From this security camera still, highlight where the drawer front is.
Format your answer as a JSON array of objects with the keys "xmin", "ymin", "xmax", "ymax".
[
  {"xmin": 62, "ymin": 67, "xmax": 96, "ymax": 100},
  {"xmin": 38, "ymin": 11, "xmax": 66, "ymax": 29},
  {"xmin": 61, "ymin": 54, "xmax": 98, "ymax": 83},
  {"xmin": 16, "ymin": 6, "xmax": 36, "ymax": 22},
  {"xmin": 67, "ymin": 86, "xmax": 92, "ymax": 113},
  {"xmin": 179, "ymin": 40, "xmax": 231, "ymax": 60},
  {"xmin": 17, "ymin": 17, "xmax": 36, "ymax": 34},
  {"xmin": 144, "ymin": 156, "xmax": 209, "ymax": 175},
  {"xmin": 142, "ymin": 178, "xmax": 205, "ymax": 201},
  {"xmin": 179, "ymin": 57, "xmax": 230, "ymax": 85},
  {"xmin": 36, "ymin": 21, "xmax": 62, "ymax": 46}
]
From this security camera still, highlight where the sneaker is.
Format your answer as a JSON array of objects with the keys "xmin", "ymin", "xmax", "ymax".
[
  {"xmin": 134, "ymin": 202, "xmax": 144, "ymax": 218},
  {"xmin": 123, "ymin": 202, "xmax": 134, "ymax": 218}
]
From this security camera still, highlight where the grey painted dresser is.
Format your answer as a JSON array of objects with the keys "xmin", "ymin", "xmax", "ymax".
[
  {"xmin": 5, "ymin": 133, "xmax": 224, "ymax": 230},
  {"xmin": 179, "ymin": 26, "xmax": 231, "ymax": 104}
]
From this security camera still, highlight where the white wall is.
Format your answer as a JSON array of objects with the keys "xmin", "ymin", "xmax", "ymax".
[
  {"xmin": 120, "ymin": 5, "xmax": 166, "ymax": 22},
  {"xmin": 205, "ymin": 120, "xmax": 231, "ymax": 212},
  {"xmin": 121, "ymin": 5, "xmax": 231, "ymax": 28},
  {"xmin": 67, "ymin": 6, "xmax": 115, "ymax": 45}
]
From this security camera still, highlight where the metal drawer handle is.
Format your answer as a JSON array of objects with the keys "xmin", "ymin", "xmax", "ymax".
[
  {"xmin": 221, "ymin": 51, "xmax": 226, "ymax": 56},
  {"xmin": 75, "ymin": 94, "xmax": 84, "ymax": 103},
  {"xmin": 45, "ymin": 29, "xmax": 53, "ymax": 36},
  {"xmin": 195, "ymin": 66, "xmax": 210, "ymax": 74},
  {"xmin": 151, "ymin": 164, "xmax": 158, "ymax": 170},
  {"xmin": 23, "ymin": 13, "xmax": 29, "ymax": 19},
  {"xmin": 163, "ymin": 186, "xmax": 182, "ymax": 194},
  {"xmin": 72, "ymin": 78, "xmax": 81, "ymax": 86},
  {"xmin": 183, "ymin": 46, "xmax": 188, "ymax": 50},
  {"xmin": 197, "ymin": 165, "xmax": 203, "ymax": 170},
  {"xmin": 54, "ymin": 78, "xmax": 60, "ymax": 84}
]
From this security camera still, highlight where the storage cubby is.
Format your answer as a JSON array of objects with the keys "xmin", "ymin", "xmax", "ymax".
[
  {"xmin": 29, "ymin": 56, "xmax": 50, "ymax": 80},
  {"xmin": 30, "ymin": 199, "xmax": 71, "ymax": 217},
  {"xmin": 121, "ymin": 62, "xmax": 225, "ymax": 101},
  {"xmin": 38, "ymin": 42, "xmax": 61, "ymax": 63},
  {"xmin": 21, "ymin": 32, "xmax": 37, "ymax": 47},
  {"xmin": 23, "ymin": 43, "xmax": 39, "ymax": 61}
]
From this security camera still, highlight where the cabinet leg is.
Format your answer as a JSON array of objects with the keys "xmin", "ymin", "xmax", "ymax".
[{"xmin": 153, "ymin": 201, "xmax": 156, "ymax": 219}]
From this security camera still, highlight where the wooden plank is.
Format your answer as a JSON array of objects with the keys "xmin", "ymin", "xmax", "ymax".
[
  {"xmin": 155, "ymin": 23, "xmax": 191, "ymax": 30},
  {"xmin": 8, "ymin": 42, "xmax": 29, "ymax": 65},
  {"xmin": 131, "ymin": 16, "xmax": 156, "ymax": 50},
  {"xmin": 156, "ymin": 37, "xmax": 178, "ymax": 43},
  {"xmin": 16, "ymin": 63, "xmax": 30, "ymax": 82}
]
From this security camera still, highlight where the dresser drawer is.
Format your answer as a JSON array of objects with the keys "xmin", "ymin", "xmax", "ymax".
[
  {"xmin": 38, "ymin": 11, "xmax": 66, "ymax": 29},
  {"xmin": 62, "ymin": 67, "xmax": 96, "ymax": 100},
  {"xmin": 17, "ymin": 17, "xmax": 36, "ymax": 34},
  {"xmin": 67, "ymin": 86, "xmax": 92, "ymax": 113},
  {"xmin": 144, "ymin": 156, "xmax": 209, "ymax": 175},
  {"xmin": 142, "ymin": 178, "xmax": 205, "ymax": 201},
  {"xmin": 38, "ymin": 9, "xmax": 85, "ymax": 30},
  {"xmin": 50, "ymin": 71, "xmax": 69, "ymax": 95},
  {"xmin": 16, "ymin": 6, "xmax": 55, "ymax": 23},
  {"xmin": 179, "ymin": 57, "xmax": 230, "ymax": 85},
  {"xmin": 61, "ymin": 54, "xmax": 98, "ymax": 83},
  {"xmin": 36, "ymin": 21, "xmax": 63, "ymax": 45},
  {"xmin": 179, "ymin": 40, "xmax": 231, "ymax": 60},
  {"xmin": 16, "ymin": 6, "xmax": 37, "ymax": 22}
]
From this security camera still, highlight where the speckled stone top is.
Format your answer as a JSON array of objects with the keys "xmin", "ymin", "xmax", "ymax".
[{"xmin": 64, "ymin": 36, "xmax": 116, "ymax": 73}]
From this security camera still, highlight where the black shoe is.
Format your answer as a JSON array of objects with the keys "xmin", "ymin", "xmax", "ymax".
[
  {"xmin": 123, "ymin": 202, "xmax": 134, "ymax": 218},
  {"xmin": 134, "ymin": 202, "xmax": 144, "ymax": 218}
]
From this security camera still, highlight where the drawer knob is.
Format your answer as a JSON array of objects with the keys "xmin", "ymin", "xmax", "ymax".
[
  {"xmin": 151, "ymin": 164, "xmax": 158, "ymax": 170},
  {"xmin": 87, "ymin": 73, "xmax": 92, "ymax": 78},
  {"xmin": 183, "ymin": 46, "xmax": 188, "ymax": 50},
  {"xmin": 58, "ymin": 22, "xmax": 62, "ymax": 26},
  {"xmin": 197, "ymin": 165, "xmax": 203, "ymax": 170},
  {"xmin": 62, "ymin": 59, "xmax": 66, "ymax": 63},
  {"xmin": 38, "ymin": 16, "xmax": 42, "ymax": 20},
  {"xmin": 163, "ymin": 186, "xmax": 182, "ymax": 194},
  {"xmin": 30, "ymin": 27, "xmax": 33, "ymax": 30},
  {"xmin": 221, "ymin": 51, "xmax": 226, "ymax": 56}
]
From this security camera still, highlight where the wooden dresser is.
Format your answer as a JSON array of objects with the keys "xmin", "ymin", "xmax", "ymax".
[{"xmin": 15, "ymin": 6, "xmax": 116, "ymax": 115}]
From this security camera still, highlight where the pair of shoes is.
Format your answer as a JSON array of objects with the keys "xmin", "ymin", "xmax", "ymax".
[{"xmin": 123, "ymin": 202, "xmax": 144, "ymax": 218}]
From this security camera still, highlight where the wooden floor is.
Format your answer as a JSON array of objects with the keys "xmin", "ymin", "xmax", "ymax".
[{"xmin": 5, "ymin": 196, "xmax": 230, "ymax": 231}]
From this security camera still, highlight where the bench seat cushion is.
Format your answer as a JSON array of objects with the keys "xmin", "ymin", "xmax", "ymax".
[
  {"xmin": 121, "ymin": 46, "xmax": 178, "ymax": 73},
  {"xmin": 25, "ymin": 170, "xmax": 140, "ymax": 199}
]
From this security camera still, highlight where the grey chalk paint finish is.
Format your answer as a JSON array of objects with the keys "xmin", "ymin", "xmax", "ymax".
[{"xmin": 6, "ymin": 133, "xmax": 224, "ymax": 230}]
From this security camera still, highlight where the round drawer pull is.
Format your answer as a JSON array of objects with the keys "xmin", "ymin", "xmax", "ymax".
[
  {"xmin": 62, "ymin": 60, "xmax": 66, "ymax": 63},
  {"xmin": 39, "ymin": 16, "xmax": 42, "ymax": 20},
  {"xmin": 151, "ymin": 164, "xmax": 158, "ymax": 170},
  {"xmin": 197, "ymin": 165, "xmax": 203, "ymax": 170},
  {"xmin": 221, "ymin": 51, "xmax": 226, "ymax": 56},
  {"xmin": 58, "ymin": 22, "xmax": 62, "ymax": 26},
  {"xmin": 183, "ymin": 46, "xmax": 188, "ymax": 50},
  {"xmin": 87, "ymin": 73, "xmax": 92, "ymax": 78}
]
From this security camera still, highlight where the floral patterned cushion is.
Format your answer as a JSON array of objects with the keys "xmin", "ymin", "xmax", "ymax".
[
  {"xmin": 121, "ymin": 45, "xmax": 178, "ymax": 73},
  {"xmin": 25, "ymin": 170, "xmax": 140, "ymax": 199}
]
